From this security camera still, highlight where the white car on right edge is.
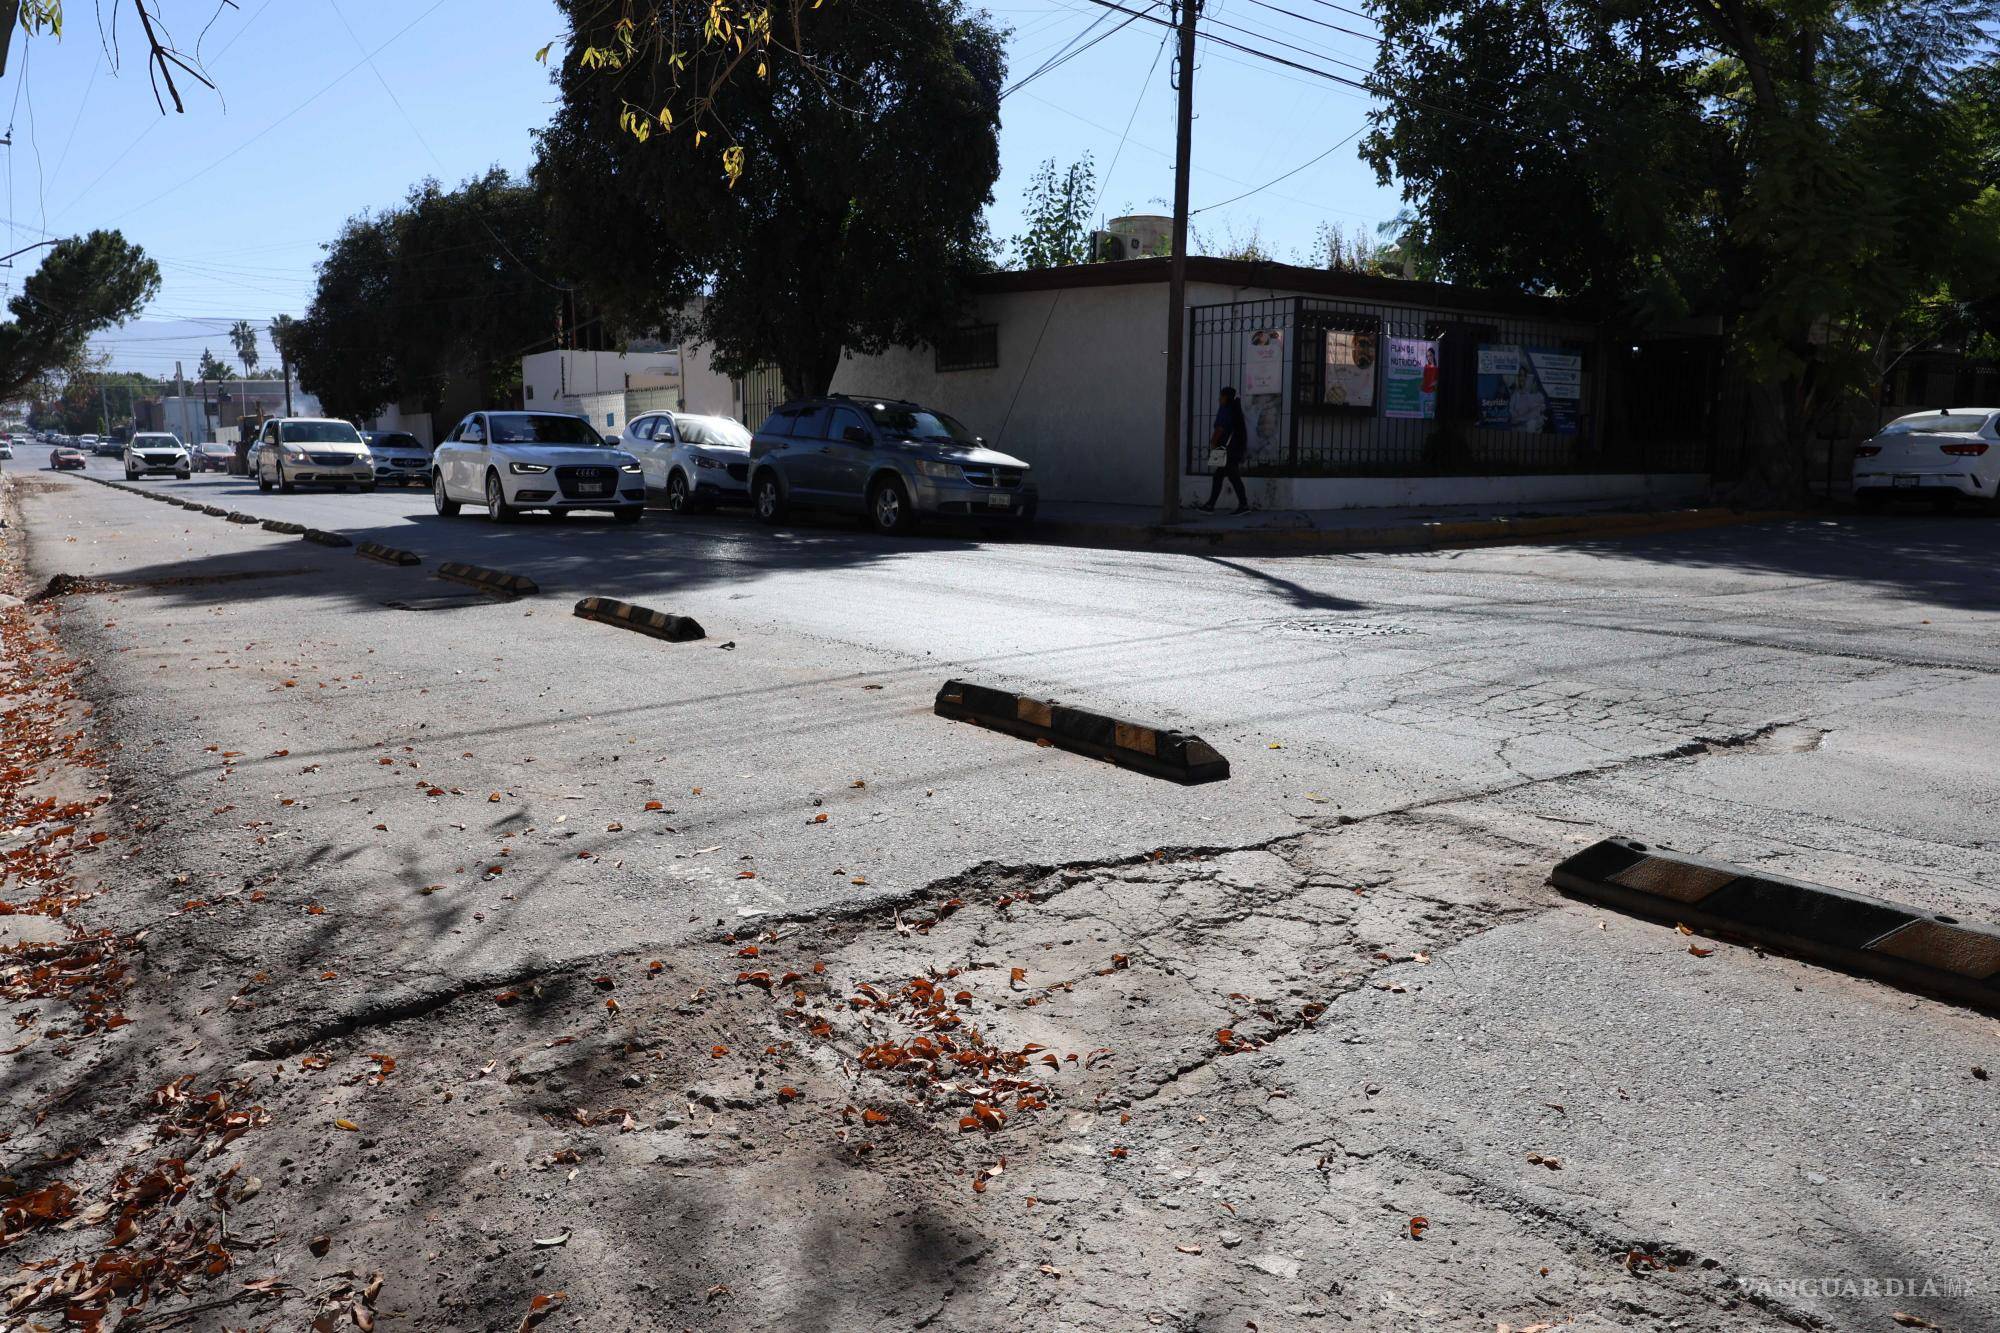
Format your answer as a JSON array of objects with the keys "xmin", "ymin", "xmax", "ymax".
[{"xmin": 1853, "ymin": 407, "xmax": 2000, "ymax": 511}]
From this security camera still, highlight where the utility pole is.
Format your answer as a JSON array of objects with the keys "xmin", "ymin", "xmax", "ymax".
[
  {"xmin": 1160, "ymin": 0, "xmax": 1200, "ymax": 524},
  {"xmin": 175, "ymin": 360, "xmax": 187, "ymax": 442}
]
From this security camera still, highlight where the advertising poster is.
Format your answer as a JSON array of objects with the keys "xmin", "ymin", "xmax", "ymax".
[
  {"xmin": 1383, "ymin": 337, "xmax": 1439, "ymax": 420},
  {"xmin": 1321, "ymin": 328, "xmax": 1378, "ymax": 409},
  {"xmin": 1244, "ymin": 329, "xmax": 1284, "ymax": 395},
  {"xmin": 1243, "ymin": 328, "xmax": 1286, "ymax": 467},
  {"xmin": 1476, "ymin": 344, "xmax": 1581, "ymax": 435}
]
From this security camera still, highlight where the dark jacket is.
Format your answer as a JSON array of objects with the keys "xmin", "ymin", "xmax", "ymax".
[{"xmin": 1212, "ymin": 399, "xmax": 1248, "ymax": 462}]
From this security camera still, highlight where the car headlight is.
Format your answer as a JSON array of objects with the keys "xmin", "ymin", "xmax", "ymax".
[
  {"xmin": 694, "ymin": 455, "xmax": 723, "ymax": 470},
  {"xmin": 914, "ymin": 459, "xmax": 961, "ymax": 480},
  {"xmin": 620, "ymin": 462, "xmax": 642, "ymax": 474},
  {"xmin": 509, "ymin": 461, "xmax": 551, "ymax": 475},
  {"xmin": 282, "ymin": 445, "xmax": 310, "ymax": 460}
]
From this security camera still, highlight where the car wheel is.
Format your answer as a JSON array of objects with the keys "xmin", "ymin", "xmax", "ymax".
[
  {"xmin": 176, "ymin": 470, "xmax": 190, "ymax": 480},
  {"xmin": 614, "ymin": 505, "xmax": 644, "ymax": 525},
  {"xmin": 485, "ymin": 470, "xmax": 517, "ymax": 523},
  {"xmin": 753, "ymin": 473, "xmax": 785, "ymax": 525},
  {"xmin": 433, "ymin": 471, "xmax": 460, "ymax": 516},
  {"xmin": 257, "ymin": 467, "xmax": 272, "ymax": 493},
  {"xmin": 359, "ymin": 482, "xmax": 377, "ymax": 493},
  {"xmin": 868, "ymin": 476, "xmax": 916, "ymax": 535},
  {"xmin": 278, "ymin": 461, "xmax": 296, "ymax": 494},
  {"xmin": 666, "ymin": 470, "xmax": 691, "ymax": 512}
]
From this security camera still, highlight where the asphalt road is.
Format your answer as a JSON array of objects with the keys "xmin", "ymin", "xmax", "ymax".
[{"xmin": 9, "ymin": 445, "xmax": 2000, "ymax": 1330}]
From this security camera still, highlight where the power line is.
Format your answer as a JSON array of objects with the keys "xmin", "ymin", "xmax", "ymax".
[
  {"xmin": 1098, "ymin": 25, "xmax": 1173, "ymax": 219},
  {"xmin": 1192, "ymin": 122, "xmax": 1363, "ymax": 213},
  {"xmin": 1003, "ymin": 2, "xmax": 1160, "ymax": 98}
]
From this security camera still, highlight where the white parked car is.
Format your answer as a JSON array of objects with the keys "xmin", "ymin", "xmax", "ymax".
[
  {"xmin": 124, "ymin": 432, "xmax": 191, "ymax": 479},
  {"xmin": 254, "ymin": 418, "xmax": 375, "ymax": 493},
  {"xmin": 1853, "ymin": 407, "xmax": 2000, "ymax": 510},
  {"xmin": 620, "ymin": 411, "xmax": 753, "ymax": 510},
  {"xmin": 360, "ymin": 430, "xmax": 433, "ymax": 486},
  {"xmin": 432, "ymin": 411, "xmax": 645, "ymax": 523}
]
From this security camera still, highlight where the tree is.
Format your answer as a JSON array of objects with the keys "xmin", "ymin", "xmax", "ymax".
[
  {"xmin": 197, "ymin": 348, "xmax": 231, "ymax": 384},
  {"xmin": 0, "ymin": 230, "xmax": 160, "ymax": 404},
  {"xmin": 291, "ymin": 171, "xmax": 563, "ymax": 422},
  {"xmin": 9, "ymin": 3, "xmax": 224, "ymax": 113},
  {"xmin": 1010, "ymin": 155, "xmax": 1097, "ymax": 269},
  {"xmin": 536, "ymin": 0, "xmax": 1005, "ymax": 400},
  {"xmin": 1363, "ymin": 0, "xmax": 2000, "ymax": 501},
  {"xmin": 268, "ymin": 313, "xmax": 300, "ymax": 415},
  {"xmin": 228, "ymin": 319, "xmax": 260, "ymax": 380}
]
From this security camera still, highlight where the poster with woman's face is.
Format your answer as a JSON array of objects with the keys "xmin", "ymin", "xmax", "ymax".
[{"xmin": 1322, "ymin": 330, "xmax": 1377, "ymax": 409}]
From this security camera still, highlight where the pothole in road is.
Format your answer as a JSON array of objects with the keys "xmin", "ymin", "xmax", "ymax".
[{"xmin": 1272, "ymin": 616, "xmax": 1418, "ymax": 639}]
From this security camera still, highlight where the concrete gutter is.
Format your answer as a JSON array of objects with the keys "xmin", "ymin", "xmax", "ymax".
[{"xmin": 1029, "ymin": 506, "xmax": 1808, "ymax": 555}]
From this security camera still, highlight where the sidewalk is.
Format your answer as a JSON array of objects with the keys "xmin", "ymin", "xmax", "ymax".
[{"xmin": 1032, "ymin": 496, "xmax": 1808, "ymax": 553}]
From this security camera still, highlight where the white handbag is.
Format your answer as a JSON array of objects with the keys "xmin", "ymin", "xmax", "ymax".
[{"xmin": 1205, "ymin": 446, "xmax": 1229, "ymax": 470}]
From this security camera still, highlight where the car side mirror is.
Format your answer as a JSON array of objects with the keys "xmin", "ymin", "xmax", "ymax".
[{"xmin": 843, "ymin": 426, "xmax": 871, "ymax": 446}]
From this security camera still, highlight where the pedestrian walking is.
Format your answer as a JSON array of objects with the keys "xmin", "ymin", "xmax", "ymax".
[{"xmin": 1200, "ymin": 386, "xmax": 1249, "ymax": 514}]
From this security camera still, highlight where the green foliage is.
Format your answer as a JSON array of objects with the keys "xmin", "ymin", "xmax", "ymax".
[
  {"xmin": 196, "ymin": 348, "xmax": 232, "ymax": 383},
  {"xmin": 228, "ymin": 319, "xmax": 260, "ymax": 377},
  {"xmin": 291, "ymin": 170, "xmax": 564, "ymax": 421},
  {"xmin": 0, "ymin": 230, "xmax": 159, "ymax": 404},
  {"xmin": 537, "ymin": 0, "xmax": 1004, "ymax": 399},
  {"xmin": 1363, "ymin": 0, "xmax": 2000, "ymax": 497},
  {"xmin": 1010, "ymin": 156, "xmax": 1097, "ymax": 269}
]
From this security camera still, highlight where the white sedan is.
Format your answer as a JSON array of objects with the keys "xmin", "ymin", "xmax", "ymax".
[
  {"xmin": 619, "ymin": 411, "xmax": 753, "ymax": 510},
  {"xmin": 1853, "ymin": 408, "xmax": 2000, "ymax": 510},
  {"xmin": 432, "ymin": 411, "xmax": 646, "ymax": 523}
]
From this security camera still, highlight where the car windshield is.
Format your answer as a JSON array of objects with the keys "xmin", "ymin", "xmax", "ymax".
[
  {"xmin": 281, "ymin": 421, "xmax": 363, "ymax": 444},
  {"xmin": 378, "ymin": 433, "xmax": 421, "ymax": 449},
  {"xmin": 1881, "ymin": 413, "xmax": 1992, "ymax": 436},
  {"xmin": 134, "ymin": 436, "xmax": 179, "ymax": 447},
  {"xmin": 864, "ymin": 404, "xmax": 978, "ymax": 444},
  {"xmin": 678, "ymin": 417, "xmax": 751, "ymax": 449},
  {"xmin": 487, "ymin": 414, "xmax": 604, "ymax": 446}
]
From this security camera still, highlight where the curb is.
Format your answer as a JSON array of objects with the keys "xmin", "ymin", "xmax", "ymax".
[
  {"xmin": 572, "ymin": 596, "xmax": 704, "ymax": 642},
  {"xmin": 1552, "ymin": 837, "xmax": 2000, "ymax": 1010},
  {"xmin": 357, "ymin": 540, "xmax": 421, "ymax": 567},
  {"xmin": 934, "ymin": 679, "xmax": 1228, "ymax": 785},
  {"xmin": 436, "ymin": 561, "xmax": 538, "ymax": 597},
  {"xmin": 262, "ymin": 519, "xmax": 306, "ymax": 535},
  {"xmin": 1030, "ymin": 507, "xmax": 1809, "ymax": 555},
  {"xmin": 302, "ymin": 529, "xmax": 353, "ymax": 548}
]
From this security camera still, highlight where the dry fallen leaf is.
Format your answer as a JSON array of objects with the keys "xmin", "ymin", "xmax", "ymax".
[
  {"xmin": 1408, "ymin": 1215, "xmax": 1430, "ymax": 1240},
  {"xmin": 334, "ymin": 1118, "xmax": 360, "ymax": 1132},
  {"xmin": 1174, "ymin": 1243, "xmax": 1203, "ymax": 1255},
  {"xmin": 1688, "ymin": 944, "xmax": 1715, "ymax": 958},
  {"xmin": 1890, "ymin": 1315, "xmax": 1938, "ymax": 1330},
  {"xmin": 532, "ymin": 1231, "xmax": 570, "ymax": 1248}
]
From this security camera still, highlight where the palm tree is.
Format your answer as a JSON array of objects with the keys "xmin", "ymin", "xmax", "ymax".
[{"xmin": 268, "ymin": 314, "xmax": 298, "ymax": 415}]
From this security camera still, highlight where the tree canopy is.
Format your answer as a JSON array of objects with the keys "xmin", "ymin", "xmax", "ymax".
[
  {"xmin": 536, "ymin": 0, "xmax": 1005, "ymax": 399},
  {"xmin": 290, "ymin": 170, "xmax": 564, "ymax": 422},
  {"xmin": 1362, "ymin": 0, "xmax": 2000, "ymax": 498},
  {"xmin": 0, "ymin": 230, "xmax": 159, "ymax": 405}
]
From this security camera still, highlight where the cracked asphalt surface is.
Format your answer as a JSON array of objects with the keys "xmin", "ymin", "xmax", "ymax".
[{"xmin": 4, "ymin": 450, "xmax": 1997, "ymax": 1332}]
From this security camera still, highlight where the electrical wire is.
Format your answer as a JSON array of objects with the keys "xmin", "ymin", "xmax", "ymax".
[
  {"xmin": 1002, "ymin": 2, "xmax": 1160, "ymax": 98},
  {"xmin": 1191, "ymin": 122, "xmax": 1363, "ymax": 213}
]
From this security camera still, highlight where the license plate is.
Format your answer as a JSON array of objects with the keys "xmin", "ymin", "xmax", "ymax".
[
  {"xmin": 985, "ymin": 493, "xmax": 1011, "ymax": 508},
  {"xmin": 1893, "ymin": 474, "xmax": 1919, "ymax": 488},
  {"xmin": 576, "ymin": 483, "xmax": 607, "ymax": 496}
]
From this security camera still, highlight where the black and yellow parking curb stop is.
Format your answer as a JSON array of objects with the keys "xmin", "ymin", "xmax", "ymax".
[
  {"xmin": 356, "ymin": 540, "xmax": 421, "ymax": 566},
  {"xmin": 201, "ymin": 504, "xmax": 229, "ymax": 517},
  {"xmin": 262, "ymin": 519, "xmax": 306, "ymax": 535},
  {"xmin": 572, "ymin": 596, "xmax": 705, "ymax": 642},
  {"xmin": 1552, "ymin": 837, "xmax": 2000, "ymax": 1010},
  {"xmin": 934, "ymin": 679, "xmax": 1229, "ymax": 785},
  {"xmin": 302, "ymin": 529, "xmax": 353, "ymax": 548},
  {"xmin": 436, "ymin": 561, "xmax": 538, "ymax": 597},
  {"xmin": 226, "ymin": 512, "xmax": 259, "ymax": 524}
]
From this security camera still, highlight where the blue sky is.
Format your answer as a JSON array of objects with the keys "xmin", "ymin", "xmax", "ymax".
[{"xmin": 2, "ymin": 0, "xmax": 1403, "ymax": 380}]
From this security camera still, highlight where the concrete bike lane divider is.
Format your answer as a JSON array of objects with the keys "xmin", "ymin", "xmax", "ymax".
[
  {"xmin": 933, "ymin": 679, "xmax": 1230, "ymax": 785},
  {"xmin": 1552, "ymin": 837, "xmax": 2000, "ymax": 1010},
  {"xmin": 572, "ymin": 596, "xmax": 704, "ymax": 642},
  {"xmin": 436, "ymin": 561, "xmax": 538, "ymax": 598},
  {"xmin": 356, "ymin": 540, "xmax": 422, "ymax": 567}
]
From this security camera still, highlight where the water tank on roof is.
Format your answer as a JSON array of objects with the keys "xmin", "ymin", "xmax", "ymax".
[{"xmin": 1094, "ymin": 214, "xmax": 1171, "ymax": 262}]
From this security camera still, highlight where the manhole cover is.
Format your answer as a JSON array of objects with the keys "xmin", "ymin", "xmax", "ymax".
[{"xmin": 1273, "ymin": 617, "xmax": 1416, "ymax": 639}]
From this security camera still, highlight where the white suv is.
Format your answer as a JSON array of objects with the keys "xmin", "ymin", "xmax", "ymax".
[
  {"xmin": 124, "ymin": 432, "xmax": 191, "ymax": 479},
  {"xmin": 620, "ymin": 411, "xmax": 753, "ymax": 510}
]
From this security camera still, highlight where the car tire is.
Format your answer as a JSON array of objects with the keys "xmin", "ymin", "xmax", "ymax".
[
  {"xmin": 176, "ymin": 470, "xmax": 190, "ymax": 480},
  {"xmin": 433, "ymin": 471, "xmax": 459, "ymax": 517},
  {"xmin": 278, "ymin": 462, "xmax": 296, "ymax": 494},
  {"xmin": 753, "ymin": 472, "xmax": 786, "ymax": 525},
  {"xmin": 868, "ymin": 475, "xmax": 916, "ymax": 535},
  {"xmin": 614, "ymin": 505, "xmax": 644, "ymax": 525},
  {"xmin": 359, "ymin": 482, "xmax": 377, "ymax": 494},
  {"xmin": 666, "ymin": 470, "xmax": 691, "ymax": 512},
  {"xmin": 485, "ymin": 470, "xmax": 517, "ymax": 523},
  {"xmin": 257, "ymin": 468, "xmax": 272, "ymax": 493}
]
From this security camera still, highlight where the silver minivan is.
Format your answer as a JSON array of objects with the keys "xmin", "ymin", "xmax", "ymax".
[{"xmin": 747, "ymin": 395, "xmax": 1037, "ymax": 535}]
